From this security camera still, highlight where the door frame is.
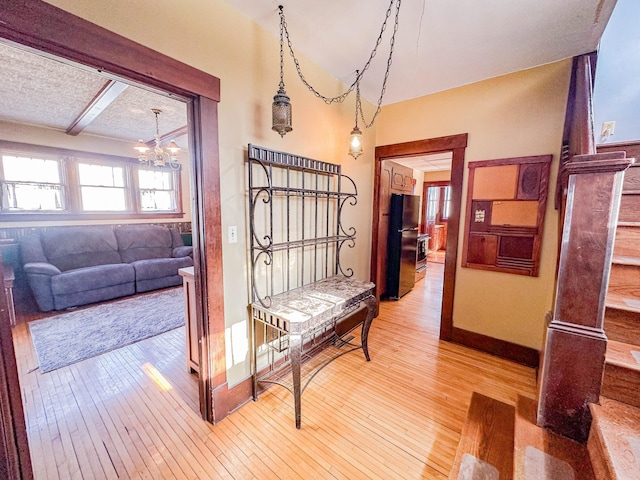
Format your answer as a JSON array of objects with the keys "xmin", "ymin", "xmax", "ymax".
[
  {"xmin": 372, "ymin": 134, "xmax": 468, "ymax": 340},
  {"xmin": 0, "ymin": 0, "xmax": 229, "ymax": 472}
]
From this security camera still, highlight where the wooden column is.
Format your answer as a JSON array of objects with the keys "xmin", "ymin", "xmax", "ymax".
[{"xmin": 538, "ymin": 153, "xmax": 630, "ymax": 442}]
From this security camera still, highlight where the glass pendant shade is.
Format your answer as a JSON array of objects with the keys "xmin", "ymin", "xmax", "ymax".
[
  {"xmin": 272, "ymin": 85, "xmax": 293, "ymax": 137},
  {"xmin": 349, "ymin": 126, "xmax": 363, "ymax": 159}
]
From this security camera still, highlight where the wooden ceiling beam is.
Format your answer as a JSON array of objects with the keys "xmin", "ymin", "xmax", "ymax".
[{"xmin": 66, "ymin": 79, "xmax": 128, "ymax": 136}]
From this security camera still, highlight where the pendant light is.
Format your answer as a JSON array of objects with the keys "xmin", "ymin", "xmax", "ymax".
[
  {"xmin": 273, "ymin": 1, "xmax": 402, "ymax": 155},
  {"xmin": 272, "ymin": 5, "xmax": 292, "ymax": 137}
]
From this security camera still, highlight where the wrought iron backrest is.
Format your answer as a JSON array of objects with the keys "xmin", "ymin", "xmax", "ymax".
[{"xmin": 248, "ymin": 144, "xmax": 358, "ymax": 308}]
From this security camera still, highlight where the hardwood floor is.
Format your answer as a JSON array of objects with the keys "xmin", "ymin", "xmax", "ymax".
[{"xmin": 11, "ymin": 264, "xmax": 537, "ymax": 479}]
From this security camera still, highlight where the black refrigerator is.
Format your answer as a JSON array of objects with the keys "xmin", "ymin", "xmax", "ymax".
[{"xmin": 386, "ymin": 193, "xmax": 420, "ymax": 299}]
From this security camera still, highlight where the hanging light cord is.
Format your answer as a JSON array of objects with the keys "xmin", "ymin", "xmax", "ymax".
[{"xmin": 279, "ymin": 0, "xmax": 401, "ymax": 111}]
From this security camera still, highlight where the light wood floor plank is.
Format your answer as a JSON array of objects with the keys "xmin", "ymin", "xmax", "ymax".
[{"xmin": 11, "ymin": 265, "xmax": 537, "ymax": 479}]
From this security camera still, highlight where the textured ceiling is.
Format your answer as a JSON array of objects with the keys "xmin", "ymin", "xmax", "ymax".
[
  {"xmin": 0, "ymin": 42, "xmax": 187, "ymax": 146},
  {"xmin": 226, "ymin": 0, "xmax": 617, "ymax": 105},
  {"xmin": 394, "ymin": 152, "xmax": 452, "ymax": 172}
]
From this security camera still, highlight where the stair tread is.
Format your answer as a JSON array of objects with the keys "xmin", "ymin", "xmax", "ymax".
[
  {"xmin": 514, "ymin": 395, "xmax": 594, "ymax": 480},
  {"xmin": 605, "ymin": 307, "xmax": 640, "ymax": 345},
  {"xmin": 588, "ymin": 399, "xmax": 640, "ymax": 480},
  {"xmin": 618, "ymin": 221, "xmax": 640, "ymax": 227},
  {"xmin": 606, "ymin": 293, "xmax": 640, "ymax": 314},
  {"xmin": 612, "ymin": 255, "xmax": 640, "ymax": 266},
  {"xmin": 448, "ymin": 392, "xmax": 514, "ymax": 480},
  {"xmin": 606, "ymin": 340, "xmax": 640, "ymax": 371}
]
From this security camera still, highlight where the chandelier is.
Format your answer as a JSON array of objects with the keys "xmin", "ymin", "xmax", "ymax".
[
  {"xmin": 272, "ymin": 1, "xmax": 402, "ymax": 159},
  {"xmin": 134, "ymin": 109, "xmax": 181, "ymax": 169}
]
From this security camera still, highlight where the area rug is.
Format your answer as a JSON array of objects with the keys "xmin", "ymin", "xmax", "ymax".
[{"xmin": 29, "ymin": 288, "xmax": 184, "ymax": 373}]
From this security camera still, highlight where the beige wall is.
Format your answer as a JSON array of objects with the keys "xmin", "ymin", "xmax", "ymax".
[
  {"xmin": 423, "ymin": 170, "xmax": 452, "ymax": 183},
  {"xmin": 0, "ymin": 120, "xmax": 192, "ymax": 226},
  {"xmin": 377, "ymin": 60, "xmax": 572, "ymax": 350},
  {"xmin": 44, "ymin": 0, "xmax": 377, "ymax": 384}
]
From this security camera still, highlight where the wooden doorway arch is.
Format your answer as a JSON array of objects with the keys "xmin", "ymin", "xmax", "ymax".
[
  {"xmin": 372, "ymin": 134, "xmax": 468, "ymax": 340},
  {"xmin": 0, "ymin": 0, "xmax": 228, "ymax": 475}
]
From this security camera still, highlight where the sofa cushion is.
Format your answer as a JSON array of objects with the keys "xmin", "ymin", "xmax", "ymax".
[
  {"xmin": 115, "ymin": 225, "xmax": 175, "ymax": 263},
  {"xmin": 131, "ymin": 256, "xmax": 193, "ymax": 281},
  {"xmin": 41, "ymin": 226, "xmax": 122, "ymax": 272},
  {"xmin": 51, "ymin": 263, "xmax": 135, "ymax": 296}
]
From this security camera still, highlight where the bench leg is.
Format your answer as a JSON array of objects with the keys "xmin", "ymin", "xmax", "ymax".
[
  {"xmin": 361, "ymin": 296, "xmax": 377, "ymax": 362},
  {"xmin": 290, "ymin": 333, "xmax": 303, "ymax": 429},
  {"xmin": 251, "ymin": 317, "xmax": 259, "ymax": 401}
]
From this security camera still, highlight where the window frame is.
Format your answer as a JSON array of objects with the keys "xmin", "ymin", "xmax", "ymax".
[{"xmin": 0, "ymin": 140, "xmax": 183, "ymax": 222}]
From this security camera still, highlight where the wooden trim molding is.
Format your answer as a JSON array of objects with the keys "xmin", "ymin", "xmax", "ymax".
[
  {"xmin": 372, "ymin": 133, "xmax": 468, "ymax": 342},
  {"xmin": 0, "ymin": 263, "xmax": 33, "ymax": 479},
  {"xmin": 0, "ymin": 2, "xmax": 227, "ymax": 468},
  {"xmin": 451, "ymin": 327, "xmax": 539, "ymax": 368}
]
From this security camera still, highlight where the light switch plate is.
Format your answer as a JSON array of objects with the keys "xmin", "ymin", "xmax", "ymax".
[{"xmin": 228, "ymin": 226, "xmax": 238, "ymax": 243}]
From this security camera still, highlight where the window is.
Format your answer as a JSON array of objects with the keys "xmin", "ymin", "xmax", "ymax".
[
  {"xmin": 426, "ymin": 186, "xmax": 439, "ymax": 224},
  {"xmin": 139, "ymin": 169, "xmax": 177, "ymax": 211},
  {"xmin": 0, "ymin": 141, "xmax": 183, "ymax": 220},
  {"xmin": 78, "ymin": 163, "xmax": 127, "ymax": 211},
  {"xmin": 441, "ymin": 186, "xmax": 452, "ymax": 220},
  {"xmin": 1, "ymin": 154, "xmax": 64, "ymax": 211}
]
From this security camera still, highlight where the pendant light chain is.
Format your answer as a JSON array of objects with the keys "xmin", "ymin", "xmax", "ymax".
[
  {"xmin": 279, "ymin": 0, "xmax": 401, "ymax": 107},
  {"xmin": 279, "ymin": 6, "xmax": 285, "ymax": 89},
  {"xmin": 357, "ymin": 0, "xmax": 401, "ymax": 128}
]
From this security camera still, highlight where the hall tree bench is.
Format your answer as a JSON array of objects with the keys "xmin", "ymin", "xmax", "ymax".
[{"xmin": 247, "ymin": 144, "xmax": 378, "ymax": 429}]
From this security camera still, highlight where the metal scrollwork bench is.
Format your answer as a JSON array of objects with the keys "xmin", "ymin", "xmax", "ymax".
[{"xmin": 247, "ymin": 144, "xmax": 377, "ymax": 429}]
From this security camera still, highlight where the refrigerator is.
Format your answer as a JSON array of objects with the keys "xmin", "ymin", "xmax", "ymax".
[{"xmin": 386, "ymin": 193, "xmax": 420, "ymax": 299}]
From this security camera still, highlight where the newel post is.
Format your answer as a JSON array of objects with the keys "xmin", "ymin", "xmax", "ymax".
[{"xmin": 537, "ymin": 153, "xmax": 630, "ymax": 442}]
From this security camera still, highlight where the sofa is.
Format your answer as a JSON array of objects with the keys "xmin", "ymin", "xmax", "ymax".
[{"xmin": 20, "ymin": 224, "xmax": 193, "ymax": 312}]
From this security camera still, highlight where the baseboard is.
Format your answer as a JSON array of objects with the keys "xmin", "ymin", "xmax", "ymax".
[
  {"xmin": 226, "ymin": 377, "xmax": 253, "ymax": 414},
  {"xmin": 451, "ymin": 327, "xmax": 539, "ymax": 368}
]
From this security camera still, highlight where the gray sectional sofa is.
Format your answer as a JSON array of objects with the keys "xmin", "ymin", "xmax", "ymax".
[{"xmin": 20, "ymin": 224, "xmax": 193, "ymax": 312}]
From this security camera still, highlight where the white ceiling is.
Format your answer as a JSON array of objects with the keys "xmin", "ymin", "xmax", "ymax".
[
  {"xmin": 226, "ymin": 0, "xmax": 617, "ymax": 105},
  {"xmin": 393, "ymin": 152, "xmax": 452, "ymax": 172},
  {"xmin": 0, "ymin": 0, "xmax": 617, "ymax": 150}
]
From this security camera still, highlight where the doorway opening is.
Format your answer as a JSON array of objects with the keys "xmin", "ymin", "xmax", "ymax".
[
  {"xmin": 371, "ymin": 134, "xmax": 468, "ymax": 340},
  {"xmin": 0, "ymin": 1, "xmax": 226, "ymax": 475}
]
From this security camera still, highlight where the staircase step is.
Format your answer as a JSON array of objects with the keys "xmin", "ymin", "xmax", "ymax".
[
  {"xmin": 606, "ymin": 293, "xmax": 640, "ymax": 314},
  {"xmin": 588, "ymin": 398, "xmax": 640, "ymax": 480},
  {"xmin": 612, "ymin": 255, "xmax": 640, "ymax": 267},
  {"xmin": 605, "ymin": 306, "xmax": 640, "ymax": 345},
  {"xmin": 607, "ymin": 263, "xmax": 640, "ymax": 301},
  {"xmin": 514, "ymin": 395, "xmax": 594, "ymax": 479},
  {"xmin": 618, "ymin": 194, "xmax": 640, "ymax": 224},
  {"xmin": 449, "ymin": 392, "xmax": 514, "ymax": 480},
  {"xmin": 602, "ymin": 340, "xmax": 640, "ymax": 408},
  {"xmin": 622, "ymin": 164, "xmax": 640, "ymax": 193},
  {"xmin": 614, "ymin": 226, "xmax": 640, "ymax": 258}
]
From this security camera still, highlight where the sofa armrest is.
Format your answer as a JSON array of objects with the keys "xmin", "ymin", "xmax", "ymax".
[
  {"xmin": 173, "ymin": 246, "xmax": 193, "ymax": 258},
  {"xmin": 23, "ymin": 262, "xmax": 62, "ymax": 276},
  {"xmin": 23, "ymin": 263, "xmax": 61, "ymax": 312}
]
